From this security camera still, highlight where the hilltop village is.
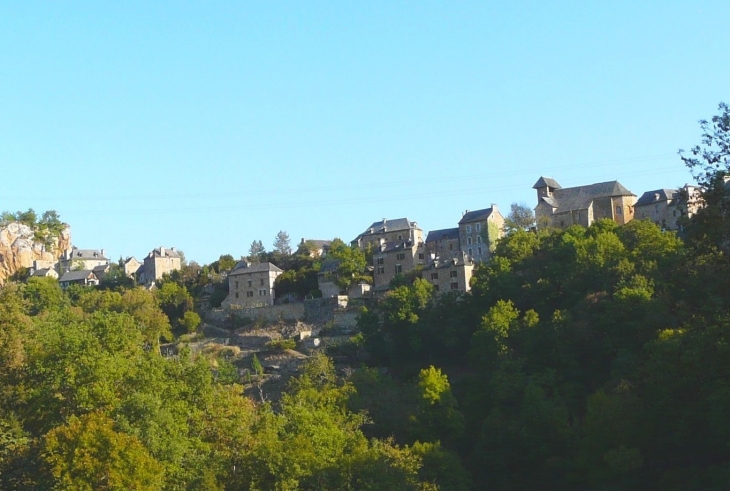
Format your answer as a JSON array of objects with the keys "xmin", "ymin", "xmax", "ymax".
[{"xmin": 24, "ymin": 176, "xmax": 701, "ymax": 305}]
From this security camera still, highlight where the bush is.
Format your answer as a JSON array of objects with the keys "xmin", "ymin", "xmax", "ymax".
[{"xmin": 265, "ymin": 338, "xmax": 297, "ymax": 351}]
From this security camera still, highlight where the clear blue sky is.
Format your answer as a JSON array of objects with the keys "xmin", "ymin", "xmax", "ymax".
[{"xmin": 1, "ymin": 1, "xmax": 728, "ymax": 264}]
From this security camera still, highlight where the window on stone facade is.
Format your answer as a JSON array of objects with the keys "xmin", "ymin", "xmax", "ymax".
[
  {"xmin": 450, "ymin": 270, "xmax": 457, "ymax": 278},
  {"xmin": 655, "ymin": 204, "xmax": 659, "ymax": 213},
  {"xmin": 431, "ymin": 272, "xmax": 438, "ymax": 280},
  {"xmin": 478, "ymin": 247, "xmax": 482, "ymax": 255},
  {"xmin": 248, "ymin": 280, "xmax": 252, "ymax": 287},
  {"xmin": 235, "ymin": 292, "xmax": 239, "ymax": 298},
  {"xmin": 377, "ymin": 266, "xmax": 385, "ymax": 274},
  {"xmin": 468, "ymin": 248, "xmax": 472, "ymax": 256},
  {"xmin": 616, "ymin": 206, "xmax": 622, "ymax": 215},
  {"xmin": 235, "ymin": 281, "xmax": 239, "ymax": 289},
  {"xmin": 476, "ymin": 223, "xmax": 481, "ymax": 232},
  {"xmin": 395, "ymin": 264, "xmax": 402, "ymax": 274},
  {"xmin": 467, "ymin": 237, "xmax": 472, "ymax": 245},
  {"xmin": 246, "ymin": 291, "xmax": 254, "ymax": 297},
  {"xmin": 260, "ymin": 278, "xmax": 264, "ymax": 286},
  {"xmin": 419, "ymin": 253, "xmax": 424, "ymax": 260},
  {"xmin": 396, "ymin": 253, "xmax": 405, "ymax": 260},
  {"xmin": 477, "ymin": 235, "xmax": 482, "ymax": 243},
  {"xmin": 449, "ymin": 244, "xmax": 453, "ymax": 250},
  {"xmin": 673, "ymin": 210, "xmax": 677, "ymax": 217},
  {"xmin": 259, "ymin": 289, "xmax": 267, "ymax": 296},
  {"xmin": 398, "ymin": 234, "xmax": 403, "ymax": 240},
  {"xmin": 376, "ymin": 257, "xmax": 384, "ymax": 265},
  {"xmin": 450, "ymin": 282, "xmax": 458, "ymax": 290}
]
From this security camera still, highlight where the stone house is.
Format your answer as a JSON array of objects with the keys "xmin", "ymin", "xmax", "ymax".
[
  {"xmin": 225, "ymin": 261, "xmax": 283, "ymax": 308},
  {"xmin": 31, "ymin": 267, "xmax": 58, "ymax": 279},
  {"xmin": 352, "ymin": 218, "xmax": 423, "ymax": 252},
  {"xmin": 534, "ymin": 177, "xmax": 636, "ymax": 229},
  {"xmin": 59, "ymin": 270, "xmax": 99, "ymax": 289},
  {"xmin": 634, "ymin": 185, "xmax": 701, "ymax": 231},
  {"xmin": 295, "ymin": 239, "xmax": 332, "ymax": 258},
  {"xmin": 123, "ymin": 257, "xmax": 143, "ymax": 278},
  {"xmin": 421, "ymin": 252, "xmax": 474, "ymax": 294},
  {"xmin": 424, "ymin": 228, "xmax": 461, "ymax": 262},
  {"xmin": 372, "ymin": 238, "xmax": 426, "ymax": 291},
  {"xmin": 317, "ymin": 259, "xmax": 342, "ymax": 298},
  {"xmin": 59, "ymin": 246, "xmax": 109, "ymax": 273},
  {"xmin": 458, "ymin": 205, "xmax": 505, "ymax": 263},
  {"xmin": 139, "ymin": 247, "xmax": 182, "ymax": 286}
]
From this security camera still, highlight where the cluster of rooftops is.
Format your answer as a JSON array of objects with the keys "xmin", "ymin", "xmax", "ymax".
[{"xmin": 29, "ymin": 176, "xmax": 700, "ymax": 305}]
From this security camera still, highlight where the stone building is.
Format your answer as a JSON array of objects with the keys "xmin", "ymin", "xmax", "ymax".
[
  {"xmin": 421, "ymin": 252, "xmax": 474, "ymax": 294},
  {"xmin": 317, "ymin": 259, "xmax": 342, "ymax": 298},
  {"xmin": 295, "ymin": 239, "xmax": 332, "ymax": 258},
  {"xmin": 424, "ymin": 228, "xmax": 461, "ymax": 262},
  {"xmin": 59, "ymin": 270, "xmax": 99, "ymax": 289},
  {"xmin": 372, "ymin": 238, "xmax": 426, "ymax": 291},
  {"xmin": 225, "ymin": 260, "xmax": 283, "ymax": 308},
  {"xmin": 458, "ymin": 205, "xmax": 505, "ymax": 263},
  {"xmin": 59, "ymin": 246, "xmax": 109, "ymax": 273},
  {"xmin": 139, "ymin": 247, "xmax": 182, "ymax": 285},
  {"xmin": 534, "ymin": 177, "xmax": 636, "ymax": 229},
  {"xmin": 123, "ymin": 257, "xmax": 143, "ymax": 278},
  {"xmin": 352, "ymin": 218, "xmax": 423, "ymax": 252},
  {"xmin": 634, "ymin": 185, "xmax": 701, "ymax": 231}
]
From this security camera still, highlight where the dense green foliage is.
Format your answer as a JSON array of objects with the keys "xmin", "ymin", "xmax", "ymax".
[
  {"xmin": 356, "ymin": 213, "xmax": 730, "ymax": 489},
  {"xmin": 0, "ymin": 282, "xmax": 443, "ymax": 489}
]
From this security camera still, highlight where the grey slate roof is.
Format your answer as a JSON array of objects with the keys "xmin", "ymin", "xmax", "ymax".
[
  {"xmin": 379, "ymin": 239, "xmax": 418, "ymax": 254},
  {"xmin": 69, "ymin": 247, "xmax": 108, "ymax": 260},
  {"xmin": 541, "ymin": 180, "xmax": 635, "ymax": 212},
  {"xmin": 459, "ymin": 207, "xmax": 496, "ymax": 224},
  {"xmin": 150, "ymin": 247, "xmax": 181, "ymax": 258},
  {"xmin": 533, "ymin": 177, "xmax": 562, "ymax": 190},
  {"xmin": 356, "ymin": 218, "xmax": 420, "ymax": 237},
  {"xmin": 422, "ymin": 252, "xmax": 472, "ymax": 270},
  {"xmin": 228, "ymin": 261, "xmax": 283, "ymax": 276},
  {"xmin": 425, "ymin": 228, "xmax": 460, "ymax": 243},
  {"xmin": 31, "ymin": 268, "xmax": 54, "ymax": 277},
  {"xmin": 318, "ymin": 259, "xmax": 341, "ymax": 274},
  {"xmin": 635, "ymin": 189, "xmax": 679, "ymax": 207},
  {"xmin": 59, "ymin": 270, "xmax": 97, "ymax": 282}
]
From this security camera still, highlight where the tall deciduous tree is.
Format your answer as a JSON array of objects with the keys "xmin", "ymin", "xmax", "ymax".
[
  {"xmin": 504, "ymin": 202, "xmax": 536, "ymax": 234},
  {"xmin": 680, "ymin": 102, "xmax": 730, "ymax": 252}
]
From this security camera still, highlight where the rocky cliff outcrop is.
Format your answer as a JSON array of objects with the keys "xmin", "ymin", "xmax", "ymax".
[{"xmin": 0, "ymin": 222, "xmax": 71, "ymax": 284}]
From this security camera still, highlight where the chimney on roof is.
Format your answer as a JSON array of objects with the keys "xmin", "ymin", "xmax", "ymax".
[
  {"xmin": 160, "ymin": 247, "xmax": 165, "ymax": 256},
  {"xmin": 491, "ymin": 203, "xmax": 498, "ymax": 212},
  {"xmin": 171, "ymin": 247, "xmax": 176, "ymax": 252},
  {"xmin": 101, "ymin": 249, "xmax": 105, "ymax": 258}
]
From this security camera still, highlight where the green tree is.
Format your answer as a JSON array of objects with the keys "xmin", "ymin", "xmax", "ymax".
[
  {"xmin": 503, "ymin": 202, "xmax": 536, "ymax": 234},
  {"xmin": 248, "ymin": 240, "xmax": 265, "ymax": 262},
  {"xmin": 273, "ymin": 230, "xmax": 292, "ymax": 255},
  {"xmin": 43, "ymin": 411, "xmax": 164, "ymax": 491},
  {"xmin": 327, "ymin": 238, "xmax": 369, "ymax": 289}
]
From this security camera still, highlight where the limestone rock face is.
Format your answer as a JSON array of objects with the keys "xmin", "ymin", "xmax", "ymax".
[{"xmin": 0, "ymin": 223, "xmax": 71, "ymax": 284}]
